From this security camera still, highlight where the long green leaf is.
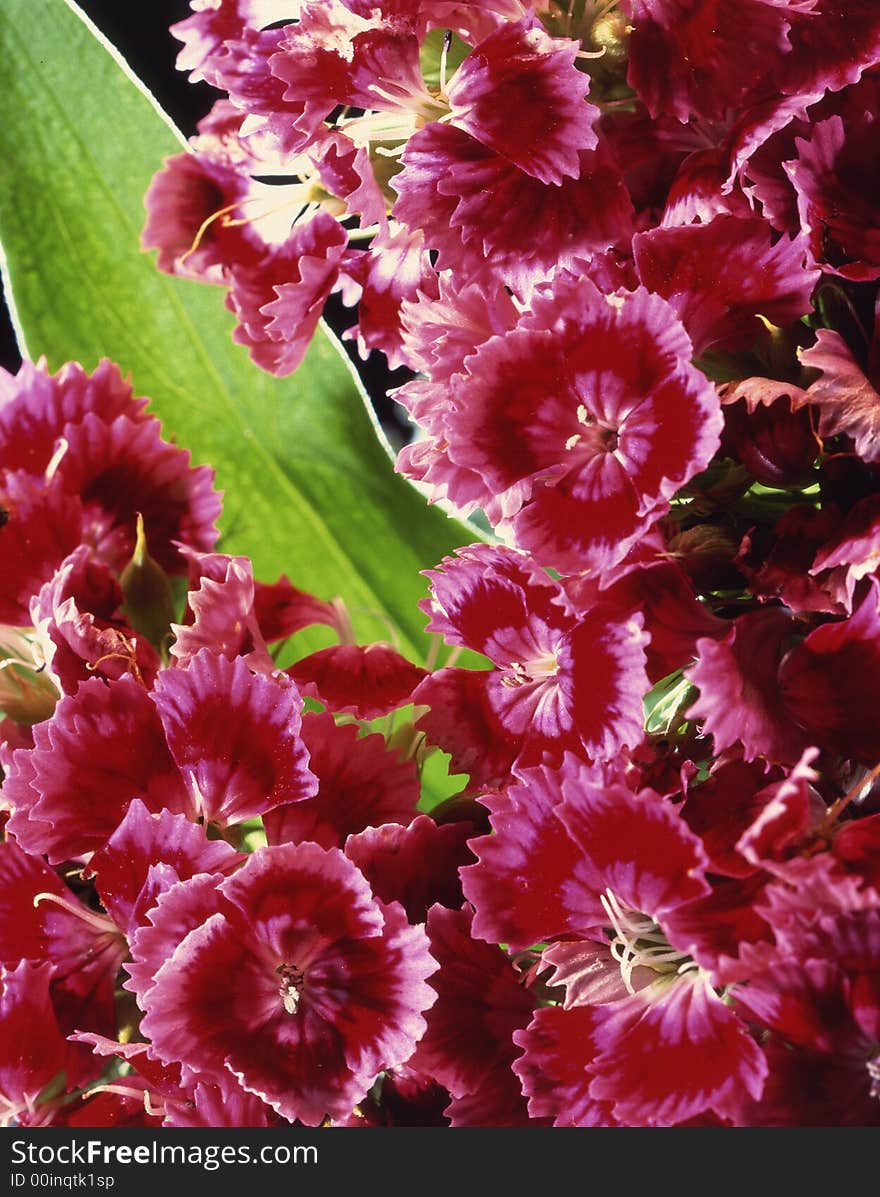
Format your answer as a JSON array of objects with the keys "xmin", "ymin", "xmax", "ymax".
[{"xmin": 0, "ymin": 0, "xmax": 477, "ymax": 660}]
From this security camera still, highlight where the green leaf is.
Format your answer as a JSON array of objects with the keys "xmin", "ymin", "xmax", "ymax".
[
  {"xmin": 643, "ymin": 670, "xmax": 696, "ymax": 737},
  {"xmin": 0, "ymin": 0, "xmax": 480, "ymax": 662}
]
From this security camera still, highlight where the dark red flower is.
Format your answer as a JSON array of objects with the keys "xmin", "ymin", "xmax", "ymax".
[
  {"xmin": 262, "ymin": 710, "xmax": 420, "ymax": 849},
  {"xmin": 290, "ymin": 641, "xmax": 426, "ymax": 719},
  {"xmin": 2, "ymin": 676, "xmax": 188, "ymax": 863}
]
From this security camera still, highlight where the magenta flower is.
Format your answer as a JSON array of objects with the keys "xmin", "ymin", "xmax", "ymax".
[
  {"xmin": 151, "ymin": 648, "xmax": 317, "ymax": 825},
  {"xmin": 137, "ymin": 843, "xmax": 437, "ymax": 1125},
  {"xmin": 414, "ymin": 544, "xmax": 649, "ymax": 783},
  {"xmin": 399, "ymin": 277, "xmax": 722, "ymax": 575}
]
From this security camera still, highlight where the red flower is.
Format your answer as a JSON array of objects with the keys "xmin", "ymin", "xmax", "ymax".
[
  {"xmin": 415, "ymin": 544, "xmax": 649, "ymax": 780},
  {"xmin": 138, "ymin": 844, "xmax": 436, "ymax": 1125},
  {"xmin": 398, "ymin": 277, "xmax": 721, "ymax": 575}
]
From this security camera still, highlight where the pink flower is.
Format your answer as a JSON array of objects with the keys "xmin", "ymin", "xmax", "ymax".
[
  {"xmin": 151, "ymin": 649, "xmax": 317, "ymax": 825},
  {"xmin": 622, "ymin": 0, "xmax": 807, "ymax": 123},
  {"xmin": 137, "ymin": 843, "xmax": 436, "ymax": 1125},
  {"xmin": 414, "ymin": 544, "xmax": 649, "ymax": 782},
  {"xmin": 399, "ymin": 277, "xmax": 721, "ymax": 575},
  {"xmin": 633, "ymin": 215, "xmax": 820, "ymax": 355}
]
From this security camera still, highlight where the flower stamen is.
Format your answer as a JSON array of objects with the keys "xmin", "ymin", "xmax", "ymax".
[{"xmin": 600, "ymin": 888, "xmax": 695, "ymax": 995}]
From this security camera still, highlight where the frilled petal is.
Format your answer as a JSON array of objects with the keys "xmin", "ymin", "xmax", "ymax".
[
  {"xmin": 559, "ymin": 780, "xmax": 711, "ymax": 918},
  {"xmin": 810, "ymin": 493, "xmax": 880, "ymax": 612},
  {"xmin": 407, "ymin": 905, "xmax": 534, "ymax": 1099},
  {"xmin": 660, "ymin": 875, "xmax": 776, "ymax": 986},
  {"xmin": 125, "ymin": 873, "xmax": 229, "ymax": 1009},
  {"xmin": 2, "ymin": 676, "xmax": 188, "ymax": 863},
  {"xmin": 444, "ymin": 1068, "xmax": 536, "ymax": 1127},
  {"xmin": 633, "ymin": 216, "xmax": 820, "ymax": 354},
  {"xmin": 0, "ymin": 357, "xmax": 149, "ymax": 476},
  {"xmin": 577, "ymin": 560, "xmax": 726, "ymax": 682},
  {"xmin": 171, "ymin": 551, "xmax": 274, "ymax": 671},
  {"xmin": 53, "ymin": 412, "xmax": 222, "ymax": 575},
  {"xmin": 461, "ymin": 763, "xmax": 598, "ymax": 950},
  {"xmin": 0, "ymin": 961, "xmax": 72, "ymax": 1125},
  {"xmin": 290, "ymin": 642, "xmax": 426, "ymax": 719},
  {"xmin": 682, "ymin": 757, "xmax": 780, "ymax": 878},
  {"xmin": 445, "ymin": 18, "xmax": 598, "ymax": 185},
  {"xmin": 0, "ymin": 471, "xmax": 83, "ymax": 625},
  {"xmin": 412, "ymin": 667, "xmax": 518, "ymax": 788},
  {"xmin": 87, "ymin": 799, "xmax": 243, "ymax": 936},
  {"xmin": 151, "ymin": 649, "xmax": 316, "ymax": 826},
  {"xmin": 262, "ymin": 710, "xmax": 419, "ymax": 849},
  {"xmin": 140, "ymin": 844, "xmax": 436, "ymax": 1125},
  {"xmin": 736, "ymin": 749, "xmax": 823, "ymax": 869},
  {"xmin": 251, "ymin": 574, "xmax": 344, "ymax": 642},
  {"xmin": 780, "ymin": 0, "xmax": 880, "ymax": 104},
  {"xmin": 798, "ymin": 329, "xmax": 880, "ymax": 461},
  {"xmin": 341, "ymin": 228, "xmax": 429, "ymax": 370},
  {"xmin": 268, "ymin": 0, "xmax": 427, "ymax": 139},
  {"xmin": 513, "ymin": 1005, "xmax": 614, "ymax": 1127},
  {"xmin": 686, "ymin": 609, "xmax": 812, "ymax": 765},
  {"xmin": 228, "ymin": 214, "xmax": 348, "ymax": 377},
  {"xmin": 30, "ymin": 546, "xmax": 160, "ymax": 695},
  {"xmin": 589, "ymin": 973, "xmax": 767, "ymax": 1125},
  {"xmin": 0, "ymin": 838, "xmax": 69, "ymax": 963},
  {"xmin": 786, "ymin": 114, "xmax": 880, "ymax": 280},
  {"xmin": 393, "ymin": 125, "xmax": 633, "ymax": 298},
  {"xmin": 344, "ymin": 816, "xmax": 475, "ymax": 923},
  {"xmin": 623, "ymin": 0, "xmax": 799, "ymax": 123},
  {"xmin": 171, "ymin": 0, "xmax": 297, "ymax": 85},
  {"xmin": 398, "ymin": 273, "xmax": 519, "ymax": 381},
  {"xmin": 421, "ymin": 543, "xmax": 570, "ymax": 657},
  {"xmin": 557, "ymin": 607, "xmax": 649, "ymax": 759}
]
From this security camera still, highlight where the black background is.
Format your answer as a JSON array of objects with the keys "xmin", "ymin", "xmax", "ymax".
[{"xmin": 0, "ymin": 1, "xmax": 407, "ymax": 434}]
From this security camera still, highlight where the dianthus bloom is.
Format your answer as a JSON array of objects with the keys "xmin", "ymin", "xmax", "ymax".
[{"xmin": 136, "ymin": 843, "xmax": 437, "ymax": 1125}]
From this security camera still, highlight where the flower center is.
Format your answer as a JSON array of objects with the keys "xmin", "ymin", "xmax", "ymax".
[
  {"xmin": 276, "ymin": 962, "xmax": 305, "ymax": 1015},
  {"xmin": 566, "ymin": 405, "xmax": 621, "ymax": 456},
  {"xmin": 600, "ymin": 888, "xmax": 697, "ymax": 995},
  {"xmin": 500, "ymin": 649, "xmax": 560, "ymax": 688}
]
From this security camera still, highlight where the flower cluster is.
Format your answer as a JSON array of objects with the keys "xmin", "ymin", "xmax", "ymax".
[{"xmin": 4, "ymin": 0, "xmax": 880, "ymax": 1127}]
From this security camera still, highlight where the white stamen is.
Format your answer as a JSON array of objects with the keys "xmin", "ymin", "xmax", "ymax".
[
  {"xmin": 439, "ymin": 29, "xmax": 452, "ymax": 98},
  {"xmin": 45, "ymin": 437, "xmax": 69, "ymax": 484},
  {"xmin": 600, "ymin": 887, "xmax": 695, "ymax": 996}
]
